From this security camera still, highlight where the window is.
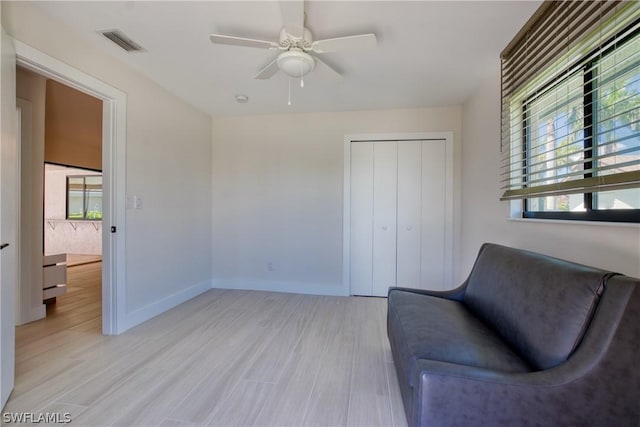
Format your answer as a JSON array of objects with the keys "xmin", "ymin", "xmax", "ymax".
[
  {"xmin": 500, "ymin": 1, "xmax": 640, "ymax": 222},
  {"xmin": 67, "ymin": 175, "xmax": 102, "ymax": 220}
]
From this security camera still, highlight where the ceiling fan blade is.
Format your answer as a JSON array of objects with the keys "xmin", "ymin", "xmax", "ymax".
[
  {"xmin": 313, "ymin": 55, "xmax": 342, "ymax": 79},
  {"xmin": 311, "ymin": 33, "xmax": 377, "ymax": 54},
  {"xmin": 254, "ymin": 57, "xmax": 281, "ymax": 80},
  {"xmin": 209, "ymin": 34, "xmax": 279, "ymax": 50},
  {"xmin": 279, "ymin": 0, "xmax": 305, "ymax": 39}
]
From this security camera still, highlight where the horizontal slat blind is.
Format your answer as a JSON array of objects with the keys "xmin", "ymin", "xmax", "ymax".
[{"xmin": 500, "ymin": 0, "xmax": 640, "ymax": 201}]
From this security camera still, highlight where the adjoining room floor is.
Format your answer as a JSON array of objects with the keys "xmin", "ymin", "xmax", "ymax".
[
  {"xmin": 65, "ymin": 254, "xmax": 102, "ymax": 267},
  {"xmin": 16, "ymin": 262, "xmax": 102, "ymax": 348},
  {"xmin": 8, "ymin": 273, "xmax": 407, "ymax": 426}
]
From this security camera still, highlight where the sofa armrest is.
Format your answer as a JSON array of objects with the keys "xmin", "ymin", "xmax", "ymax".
[{"xmin": 388, "ymin": 282, "xmax": 467, "ymax": 302}]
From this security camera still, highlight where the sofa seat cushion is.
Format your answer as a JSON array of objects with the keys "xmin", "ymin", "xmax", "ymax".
[{"xmin": 388, "ymin": 289, "xmax": 531, "ymax": 388}]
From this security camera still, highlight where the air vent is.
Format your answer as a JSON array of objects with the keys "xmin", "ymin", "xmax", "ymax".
[{"xmin": 100, "ymin": 30, "xmax": 145, "ymax": 52}]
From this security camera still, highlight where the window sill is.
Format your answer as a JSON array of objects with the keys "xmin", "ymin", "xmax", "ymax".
[{"xmin": 507, "ymin": 217, "xmax": 640, "ymax": 228}]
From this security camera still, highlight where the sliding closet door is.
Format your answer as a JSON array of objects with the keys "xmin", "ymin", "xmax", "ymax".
[
  {"xmin": 421, "ymin": 140, "xmax": 446, "ymax": 287},
  {"xmin": 371, "ymin": 143, "xmax": 397, "ymax": 296},
  {"xmin": 396, "ymin": 141, "xmax": 422, "ymax": 288},
  {"xmin": 349, "ymin": 142, "xmax": 374, "ymax": 296}
]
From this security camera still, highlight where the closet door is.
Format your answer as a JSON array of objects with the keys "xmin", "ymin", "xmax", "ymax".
[
  {"xmin": 421, "ymin": 140, "xmax": 446, "ymax": 287},
  {"xmin": 396, "ymin": 141, "xmax": 422, "ymax": 288},
  {"xmin": 349, "ymin": 142, "xmax": 374, "ymax": 296},
  {"xmin": 348, "ymin": 137, "xmax": 449, "ymax": 296},
  {"xmin": 371, "ymin": 143, "xmax": 397, "ymax": 296}
]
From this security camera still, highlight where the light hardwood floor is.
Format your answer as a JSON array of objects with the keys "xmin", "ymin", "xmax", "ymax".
[{"xmin": 7, "ymin": 264, "xmax": 407, "ymax": 427}]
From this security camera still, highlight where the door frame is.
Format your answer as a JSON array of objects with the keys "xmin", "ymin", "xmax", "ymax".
[
  {"xmin": 15, "ymin": 98, "xmax": 46, "ymax": 324},
  {"xmin": 1, "ymin": 24, "xmax": 17, "ymax": 410},
  {"xmin": 14, "ymin": 39, "xmax": 127, "ymax": 335},
  {"xmin": 343, "ymin": 132, "xmax": 455, "ymax": 295}
]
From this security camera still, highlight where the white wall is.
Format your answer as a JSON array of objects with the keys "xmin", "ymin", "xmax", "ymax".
[
  {"xmin": 3, "ymin": 2, "xmax": 212, "ymax": 328},
  {"xmin": 212, "ymin": 107, "xmax": 462, "ymax": 295},
  {"xmin": 461, "ymin": 62, "xmax": 640, "ymax": 280}
]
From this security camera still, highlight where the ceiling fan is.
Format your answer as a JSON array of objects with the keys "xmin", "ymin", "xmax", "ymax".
[{"xmin": 209, "ymin": 0, "xmax": 377, "ymax": 87}]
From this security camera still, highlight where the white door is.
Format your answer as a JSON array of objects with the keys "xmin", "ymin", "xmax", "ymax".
[
  {"xmin": 0, "ymin": 26, "xmax": 17, "ymax": 409},
  {"xmin": 349, "ymin": 142, "xmax": 374, "ymax": 296},
  {"xmin": 349, "ymin": 142, "xmax": 399, "ymax": 297},
  {"xmin": 348, "ymin": 139, "xmax": 449, "ymax": 296},
  {"xmin": 420, "ymin": 140, "xmax": 446, "ymax": 287},
  {"xmin": 396, "ymin": 141, "xmax": 422, "ymax": 287},
  {"xmin": 372, "ymin": 143, "xmax": 397, "ymax": 296}
]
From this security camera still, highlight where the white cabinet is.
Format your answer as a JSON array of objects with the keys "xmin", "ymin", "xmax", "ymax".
[
  {"xmin": 348, "ymin": 139, "xmax": 449, "ymax": 296},
  {"xmin": 43, "ymin": 253, "xmax": 67, "ymax": 301}
]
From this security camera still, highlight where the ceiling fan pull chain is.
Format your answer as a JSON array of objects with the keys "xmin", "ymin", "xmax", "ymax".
[{"xmin": 288, "ymin": 76, "xmax": 292, "ymax": 106}]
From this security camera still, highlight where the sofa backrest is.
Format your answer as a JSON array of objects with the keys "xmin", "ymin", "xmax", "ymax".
[{"xmin": 463, "ymin": 243, "xmax": 611, "ymax": 371}]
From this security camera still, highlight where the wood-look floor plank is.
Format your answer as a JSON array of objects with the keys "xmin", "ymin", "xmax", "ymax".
[
  {"xmin": 8, "ymin": 266, "xmax": 407, "ymax": 427},
  {"xmin": 108, "ymin": 346, "xmax": 212, "ymax": 426},
  {"xmin": 124, "ymin": 288, "xmax": 232, "ymax": 341},
  {"xmin": 206, "ymin": 380, "xmax": 274, "ymax": 427},
  {"xmin": 55, "ymin": 337, "xmax": 167, "ymax": 407},
  {"xmin": 386, "ymin": 362, "xmax": 409, "ymax": 427},
  {"xmin": 8, "ymin": 335, "xmax": 151, "ymax": 412},
  {"xmin": 301, "ymin": 298, "xmax": 356, "ymax": 427},
  {"xmin": 242, "ymin": 294, "xmax": 318, "ymax": 384},
  {"xmin": 160, "ymin": 418, "xmax": 199, "ymax": 427},
  {"xmin": 109, "ymin": 293, "xmax": 279, "ymax": 426},
  {"xmin": 13, "ymin": 332, "xmax": 103, "ymax": 394},
  {"xmin": 347, "ymin": 297, "xmax": 394, "ymax": 427},
  {"xmin": 167, "ymin": 294, "xmax": 287, "ymax": 424},
  {"xmin": 38, "ymin": 402, "xmax": 88, "ymax": 426},
  {"xmin": 71, "ymin": 367, "xmax": 167, "ymax": 426},
  {"xmin": 255, "ymin": 295, "xmax": 342, "ymax": 426}
]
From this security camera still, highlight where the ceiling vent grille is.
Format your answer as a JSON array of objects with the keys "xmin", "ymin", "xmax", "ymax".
[{"xmin": 100, "ymin": 30, "xmax": 145, "ymax": 52}]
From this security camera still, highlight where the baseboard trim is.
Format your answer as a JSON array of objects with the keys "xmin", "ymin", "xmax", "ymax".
[
  {"xmin": 211, "ymin": 279, "xmax": 349, "ymax": 297},
  {"xmin": 124, "ymin": 280, "xmax": 212, "ymax": 331},
  {"xmin": 18, "ymin": 303, "xmax": 46, "ymax": 326}
]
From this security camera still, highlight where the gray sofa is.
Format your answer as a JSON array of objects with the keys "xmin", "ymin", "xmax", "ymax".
[{"xmin": 387, "ymin": 243, "xmax": 640, "ymax": 426}]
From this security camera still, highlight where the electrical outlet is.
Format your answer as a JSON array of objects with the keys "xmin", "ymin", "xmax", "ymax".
[{"xmin": 267, "ymin": 262, "xmax": 274, "ymax": 272}]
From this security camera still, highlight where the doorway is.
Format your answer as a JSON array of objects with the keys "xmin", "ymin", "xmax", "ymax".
[
  {"xmin": 16, "ymin": 66, "xmax": 104, "ymax": 337},
  {"xmin": 16, "ymin": 67, "xmax": 103, "ymax": 334},
  {"xmin": 14, "ymin": 39, "xmax": 126, "ymax": 335}
]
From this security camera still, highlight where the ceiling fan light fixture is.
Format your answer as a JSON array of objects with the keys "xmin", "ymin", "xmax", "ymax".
[{"xmin": 277, "ymin": 49, "xmax": 315, "ymax": 78}]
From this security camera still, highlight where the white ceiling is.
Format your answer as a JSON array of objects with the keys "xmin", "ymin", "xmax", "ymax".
[{"xmin": 34, "ymin": 1, "xmax": 541, "ymax": 117}]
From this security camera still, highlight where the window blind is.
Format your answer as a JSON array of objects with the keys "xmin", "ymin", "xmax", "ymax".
[{"xmin": 500, "ymin": 0, "xmax": 640, "ymax": 201}]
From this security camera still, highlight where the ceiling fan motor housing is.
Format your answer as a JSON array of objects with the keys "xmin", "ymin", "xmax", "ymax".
[{"xmin": 279, "ymin": 27, "xmax": 313, "ymax": 50}]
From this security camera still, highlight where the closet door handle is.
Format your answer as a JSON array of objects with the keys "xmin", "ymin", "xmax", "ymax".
[{"xmin": 0, "ymin": 243, "xmax": 9, "ymax": 250}]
